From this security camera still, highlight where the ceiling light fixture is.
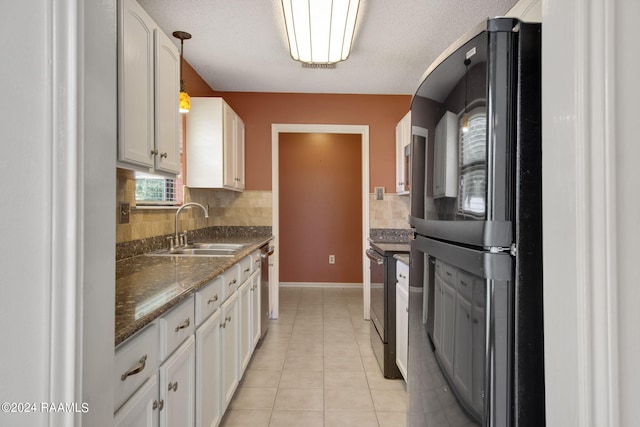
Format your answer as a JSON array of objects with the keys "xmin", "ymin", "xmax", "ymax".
[
  {"xmin": 281, "ymin": 0, "xmax": 360, "ymax": 65},
  {"xmin": 173, "ymin": 30, "xmax": 192, "ymax": 113}
]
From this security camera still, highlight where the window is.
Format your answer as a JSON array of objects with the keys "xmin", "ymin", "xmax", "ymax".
[
  {"xmin": 135, "ymin": 172, "xmax": 184, "ymax": 205},
  {"xmin": 458, "ymin": 107, "xmax": 487, "ymax": 217}
]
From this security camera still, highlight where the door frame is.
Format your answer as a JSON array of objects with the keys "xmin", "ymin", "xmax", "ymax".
[{"xmin": 271, "ymin": 124, "xmax": 371, "ymax": 320}]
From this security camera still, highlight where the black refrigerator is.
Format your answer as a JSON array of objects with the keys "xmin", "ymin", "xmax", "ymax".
[{"xmin": 407, "ymin": 18, "xmax": 544, "ymax": 427}]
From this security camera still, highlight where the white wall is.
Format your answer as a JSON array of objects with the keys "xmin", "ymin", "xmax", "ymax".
[
  {"xmin": 543, "ymin": 0, "xmax": 639, "ymax": 425},
  {"xmin": 0, "ymin": 2, "xmax": 53, "ymax": 424},
  {"xmin": 0, "ymin": 1, "xmax": 116, "ymax": 426}
]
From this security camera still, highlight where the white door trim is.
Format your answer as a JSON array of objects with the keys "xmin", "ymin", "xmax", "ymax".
[{"xmin": 271, "ymin": 124, "xmax": 370, "ymax": 319}]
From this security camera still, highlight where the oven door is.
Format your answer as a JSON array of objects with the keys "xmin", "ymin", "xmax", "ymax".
[{"xmin": 366, "ymin": 248, "xmax": 385, "ymax": 340}]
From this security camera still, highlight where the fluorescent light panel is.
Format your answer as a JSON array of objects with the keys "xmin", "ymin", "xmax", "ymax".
[{"xmin": 282, "ymin": 0, "xmax": 360, "ymax": 64}]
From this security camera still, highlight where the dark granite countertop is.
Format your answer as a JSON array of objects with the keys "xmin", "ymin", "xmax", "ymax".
[
  {"xmin": 115, "ymin": 234, "xmax": 273, "ymax": 347},
  {"xmin": 369, "ymin": 240, "xmax": 410, "ymax": 255}
]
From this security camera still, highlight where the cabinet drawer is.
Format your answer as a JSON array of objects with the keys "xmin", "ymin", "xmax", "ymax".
[
  {"xmin": 222, "ymin": 264, "xmax": 240, "ymax": 301},
  {"xmin": 238, "ymin": 255, "xmax": 252, "ymax": 285},
  {"xmin": 457, "ymin": 270, "xmax": 474, "ymax": 301},
  {"xmin": 159, "ymin": 296, "xmax": 195, "ymax": 361},
  {"xmin": 114, "ymin": 323, "xmax": 159, "ymax": 412},
  {"xmin": 195, "ymin": 275, "xmax": 223, "ymax": 325},
  {"xmin": 250, "ymin": 250, "xmax": 261, "ymax": 273},
  {"xmin": 396, "ymin": 260, "xmax": 409, "ymax": 291},
  {"xmin": 441, "ymin": 261, "xmax": 457, "ymax": 286}
]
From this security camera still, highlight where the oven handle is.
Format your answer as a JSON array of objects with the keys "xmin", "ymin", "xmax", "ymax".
[{"xmin": 366, "ymin": 249, "xmax": 384, "ymax": 265}]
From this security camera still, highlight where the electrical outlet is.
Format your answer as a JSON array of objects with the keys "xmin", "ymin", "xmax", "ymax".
[
  {"xmin": 375, "ymin": 187, "xmax": 385, "ymax": 200},
  {"xmin": 329, "ymin": 255, "xmax": 335, "ymax": 264},
  {"xmin": 119, "ymin": 202, "xmax": 130, "ymax": 224}
]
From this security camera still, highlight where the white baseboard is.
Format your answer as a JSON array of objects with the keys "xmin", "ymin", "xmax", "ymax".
[{"xmin": 279, "ymin": 282, "xmax": 363, "ymax": 289}]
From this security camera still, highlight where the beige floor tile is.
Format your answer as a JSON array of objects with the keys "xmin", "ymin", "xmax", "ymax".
[
  {"xmin": 274, "ymin": 387, "xmax": 324, "ymax": 411},
  {"xmin": 269, "ymin": 410, "xmax": 323, "ymax": 427},
  {"xmin": 324, "ymin": 355, "xmax": 364, "ymax": 372},
  {"xmin": 325, "ymin": 388, "xmax": 375, "ymax": 411},
  {"xmin": 229, "ymin": 387, "xmax": 277, "ymax": 410},
  {"xmin": 220, "ymin": 409, "xmax": 272, "ymax": 427},
  {"xmin": 241, "ymin": 369, "xmax": 282, "ymax": 388},
  {"xmin": 324, "ymin": 411, "xmax": 379, "ymax": 427},
  {"xmin": 279, "ymin": 369, "xmax": 324, "ymax": 388},
  {"xmin": 249, "ymin": 353, "xmax": 287, "ymax": 371},
  {"xmin": 286, "ymin": 340, "xmax": 323, "ymax": 355},
  {"xmin": 370, "ymin": 389, "xmax": 408, "ymax": 412},
  {"xmin": 377, "ymin": 411, "xmax": 408, "ymax": 427},
  {"xmin": 283, "ymin": 354, "xmax": 324, "ymax": 371},
  {"xmin": 290, "ymin": 331, "xmax": 321, "ymax": 344},
  {"xmin": 324, "ymin": 369, "xmax": 369, "ymax": 389}
]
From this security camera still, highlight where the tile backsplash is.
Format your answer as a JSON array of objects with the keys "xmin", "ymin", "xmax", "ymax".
[
  {"xmin": 116, "ymin": 168, "xmax": 272, "ymax": 243},
  {"xmin": 117, "ymin": 168, "xmax": 411, "ymax": 245}
]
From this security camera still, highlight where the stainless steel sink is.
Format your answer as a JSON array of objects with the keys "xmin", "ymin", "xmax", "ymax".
[{"xmin": 146, "ymin": 242, "xmax": 248, "ymax": 257}]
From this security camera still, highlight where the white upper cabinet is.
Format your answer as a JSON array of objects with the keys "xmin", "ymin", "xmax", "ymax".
[
  {"xmin": 186, "ymin": 97, "xmax": 245, "ymax": 191},
  {"xmin": 395, "ymin": 111, "xmax": 411, "ymax": 194},
  {"xmin": 118, "ymin": 0, "xmax": 181, "ymax": 176}
]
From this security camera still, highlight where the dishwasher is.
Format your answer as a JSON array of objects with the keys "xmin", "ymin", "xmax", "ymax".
[{"xmin": 260, "ymin": 242, "xmax": 275, "ymax": 339}]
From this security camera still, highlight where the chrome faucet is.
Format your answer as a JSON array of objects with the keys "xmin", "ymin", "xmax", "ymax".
[{"xmin": 174, "ymin": 202, "xmax": 209, "ymax": 247}]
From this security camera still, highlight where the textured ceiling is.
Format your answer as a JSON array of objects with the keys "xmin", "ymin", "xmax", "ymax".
[{"xmin": 137, "ymin": 0, "xmax": 518, "ymax": 95}]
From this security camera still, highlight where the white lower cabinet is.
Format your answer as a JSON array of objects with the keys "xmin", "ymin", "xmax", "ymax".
[
  {"xmin": 221, "ymin": 291, "xmax": 239, "ymax": 411},
  {"xmin": 250, "ymin": 270, "xmax": 261, "ymax": 349},
  {"xmin": 239, "ymin": 279, "xmax": 252, "ymax": 376},
  {"xmin": 114, "ymin": 375, "xmax": 160, "ymax": 427},
  {"xmin": 159, "ymin": 335, "xmax": 195, "ymax": 427},
  {"xmin": 115, "ymin": 254, "xmax": 266, "ymax": 427},
  {"xmin": 395, "ymin": 260, "xmax": 409, "ymax": 381},
  {"xmin": 195, "ymin": 309, "xmax": 222, "ymax": 427}
]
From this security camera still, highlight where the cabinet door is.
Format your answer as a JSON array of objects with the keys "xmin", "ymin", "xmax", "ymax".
[
  {"xmin": 222, "ymin": 104, "xmax": 236, "ymax": 189},
  {"xmin": 395, "ymin": 112, "xmax": 410, "ymax": 194},
  {"xmin": 453, "ymin": 294, "xmax": 472, "ymax": 402},
  {"xmin": 195, "ymin": 310, "xmax": 222, "ymax": 427},
  {"xmin": 235, "ymin": 115, "xmax": 245, "ymax": 190},
  {"xmin": 160, "ymin": 336, "xmax": 195, "ymax": 427},
  {"xmin": 432, "ymin": 273, "xmax": 443, "ymax": 351},
  {"xmin": 118, "ymin": 0, "xmax": 155, "ymax": 168},
  {"xmin": 114, "ymin": 374, "xmax": 160, "ymax": 427},
  {"xmin": 221, "ymin": 292, "xmax": 239, "ymax": 411},
  {"xmin": 440, "ymin": 280, "xmax": 456, "ymax": 376},
  {"xmin": 395, "ymin": 285, "xmax": 409, "ymax": 381},
  {"xmin": 154, "ymin": 28, "xmax": 180, "ymax": 174},
  {"xmin": 238, "ymin": 280, "xmax": 252, "ymax": 376},
  {"xmin": 251, "ymin": 270, "xmax": 261, "ymax": 349}
]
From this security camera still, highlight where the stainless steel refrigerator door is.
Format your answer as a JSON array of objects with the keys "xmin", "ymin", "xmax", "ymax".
[{"xmin": 411, "ymin": 235, "xmax": 513, "ymax": 427}]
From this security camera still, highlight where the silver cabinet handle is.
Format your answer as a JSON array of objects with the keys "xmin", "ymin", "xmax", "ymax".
[
  {"xmin": 225, "ymin": 315, "xmax": 232, "ymax": 322},
  {"xmin": 168, "ymin": 381, "xmax": 178, "ymax": 392},
  {"xmin": 160, "ymin": 152, "xmax": 168, "ymax": 158},
  {"xmin": 150, "ymin": 149, "xmax": 158, "ymax": 156},
  {"xmin": 228, "ymin": 279, "xmax": 237, "ymax": 287},
  {"xmin": 250, "ymin": 287, "xmax": 255, "ymax": 292},
  {"xmin": 152, "ymin": 399, "xmax": 164, "ymax": 411},
  {"xmin": 175, "ymin": 318, "xmax": 190, "ymax": 332},
  {"xmin": 220, "ymin": 321, "xmax": 226, "ymax": 328},
  {"xmin": 208, "ymin": 294, "xmax": 219, "ymax": 304},
  {"xmin": 244, "ymin": 267, "xmax": 250, "ymax": 273},
  {"xmin": 121, "ymin": 354, "xmax": 147, "ymax": 381}
]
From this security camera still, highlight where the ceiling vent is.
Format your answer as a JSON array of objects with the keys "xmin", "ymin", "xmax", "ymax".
[{"xmin": 301, "ymin": 62, "xmax": 337, "ymax": 69}]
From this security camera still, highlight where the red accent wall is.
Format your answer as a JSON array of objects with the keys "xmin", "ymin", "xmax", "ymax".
[
  {"xmin": 183, "ymin": 61, "xmax": 412, "ymax": 193},
  {"xmin": 279, "ymin": 133, "xmax": 363, "ymax": 283}
]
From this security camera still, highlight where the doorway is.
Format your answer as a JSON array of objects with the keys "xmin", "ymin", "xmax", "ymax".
[{"xmin": 271, "ymin": 124, "xmax": 370, "ymax": 320}]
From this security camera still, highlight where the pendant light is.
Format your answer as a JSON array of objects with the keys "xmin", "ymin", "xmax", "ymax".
[
  {"xmin": 461, "ymin": 58, "xmax": 471, "ymax": 133},
  {"xmin": 173, "ymin": 31, "xmax": 192, "ymax": 113}
]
